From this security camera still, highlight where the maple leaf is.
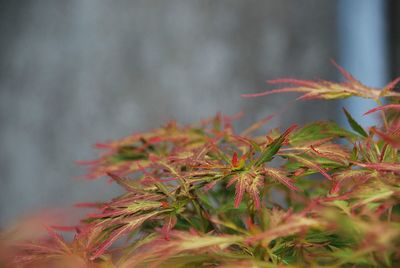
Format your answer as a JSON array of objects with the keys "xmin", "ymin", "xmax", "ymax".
[
  {"xmin": 226, "ymin": 170, "xmax": 264, "ymax": 209},
  {"xmin": 255, "ymin": 124, "xmax": 297, "ymax": 167},
  {"xmin": 263, "ymin": 167, "xmax": 300, "ymax": 191},
  {"xmin": 363, "ymin": 104, "xmax": 400, "ymax": 116},
  {"xmin": 242, "ymin": 61, "xmax": 400, "ymax": 100},
  {"xmin": 12, "ymin": 226, "xmax": 98, "ymax": 267}
]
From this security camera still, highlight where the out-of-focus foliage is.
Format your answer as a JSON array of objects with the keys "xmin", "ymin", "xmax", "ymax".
[{"xmin": 2, "ymin": 65, "xmax": 400, "ymax": 267}]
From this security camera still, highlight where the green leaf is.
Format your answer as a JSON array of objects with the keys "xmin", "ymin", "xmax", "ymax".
[
  {"xmin": 289, "ymin": 121, "xmax": 357, "ymax": 145},
  {"xmin": 255, "ymin": 125, "xmax": 297, "ymax": 167},
  {"xmin": 342, "ymin": 108, "xmax": 368, "ymax": 137},
  {"xmin": 332, "ymin": 248, "xmax": 372, "ymax": 265}
]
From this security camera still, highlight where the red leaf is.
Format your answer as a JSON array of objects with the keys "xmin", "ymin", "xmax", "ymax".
[
  {"xmin": 372, "ymin": 128, "xmax": 400, "ymax": 149},
  {"xmin": 160, "ymin": 201, "xmax": 169, "ymax": 208},
  {"xmin": 268, "ymin": 78, "xmax": 320, "ymax": 88},
  {"xmin": 363, "ymin": 104, "xmax": 400, "ymax": 116},
  {"xmin": 74, "ymin": 202, "xmax": 103, "ymax": 208},
  {"xmin": 94, "ymin": 142, "xmax": 113, "ymax": 149},
  {"xmin": 241, "ymin": 87, "xmax": 304, "ymax": 98},
  {"xmin": 251, "ymin": 189, "xmax": 261, "ymax": 209},
  {"xmin": 234, "ymin": 178, "xmax": 246, "ymax": 208},
  {"xmin": 231, "ymin": 152, "xmax": 239, "ymax": 167},
  {"xmin": 90, "ymin": 224, "xmax": 131, "ymax": 260},
  {"xmin": 355, "ymin": 162, "xmax": 400, "ymax": 173},
  {"xmin": 329, "ymin": 180, "xmax": 341, "ymax": 195},
  {"xmin": 289, "ymin": 155, "xmax": 333, "ymax": 181},
  {"xmin": 161, "ymin": 215, "xmax": 177, "ymax": 240},
  {"xmin": 383, "ymin": 77, "xmax": 400, "ymax": 91},
  {"xmin": 44, "ymin": 225, "xmax": 71, "ymax": 254},
  {"xmin": 330, "ymin": 59, "xmax": 358, "ymax": 83},
  {"xmin": 204, "ymin": 180, "xmax": 218, "ymax": 192},
  {"xmin": 50, "ymin": 225, "xmax": 78, "ymax": 232},
  {"xmin": 264, "ymin": 167, "xmax": 300, "ymax": 192}
]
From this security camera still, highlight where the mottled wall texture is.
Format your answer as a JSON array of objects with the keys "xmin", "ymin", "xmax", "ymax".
[{"xmin": 0, "ymin": 1, "xmax": 339, "ymax": 226}]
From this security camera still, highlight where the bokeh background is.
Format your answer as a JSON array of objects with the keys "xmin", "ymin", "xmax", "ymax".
[{"xmin": 0, "ymin": 0, "xmax": 398, "ymax": 226}]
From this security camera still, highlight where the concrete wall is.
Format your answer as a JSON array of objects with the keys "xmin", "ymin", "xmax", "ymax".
[{"xmin": 0, "ymin": 0, "xmax": 338, "ymax": 226}]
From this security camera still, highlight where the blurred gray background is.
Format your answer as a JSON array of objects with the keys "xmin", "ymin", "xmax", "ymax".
[{"xmin": 0, "ymin": 0, "xmax": 397, "ymax": 226}]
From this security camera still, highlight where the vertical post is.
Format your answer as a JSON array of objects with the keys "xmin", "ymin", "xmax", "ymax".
[{"xmin": 338, "ymin": 0, "xmax": 388, "ymax": 127}]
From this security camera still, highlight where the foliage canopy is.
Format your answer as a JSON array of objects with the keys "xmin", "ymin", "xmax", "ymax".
[{"xmin": 2, "ymin": 64, "xmax": 400, "ymax": 267}]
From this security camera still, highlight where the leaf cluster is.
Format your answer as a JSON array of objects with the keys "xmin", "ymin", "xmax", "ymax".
[{"xmin": 3, "ymin": 65, "xmax": 400, "ymax": 267}]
